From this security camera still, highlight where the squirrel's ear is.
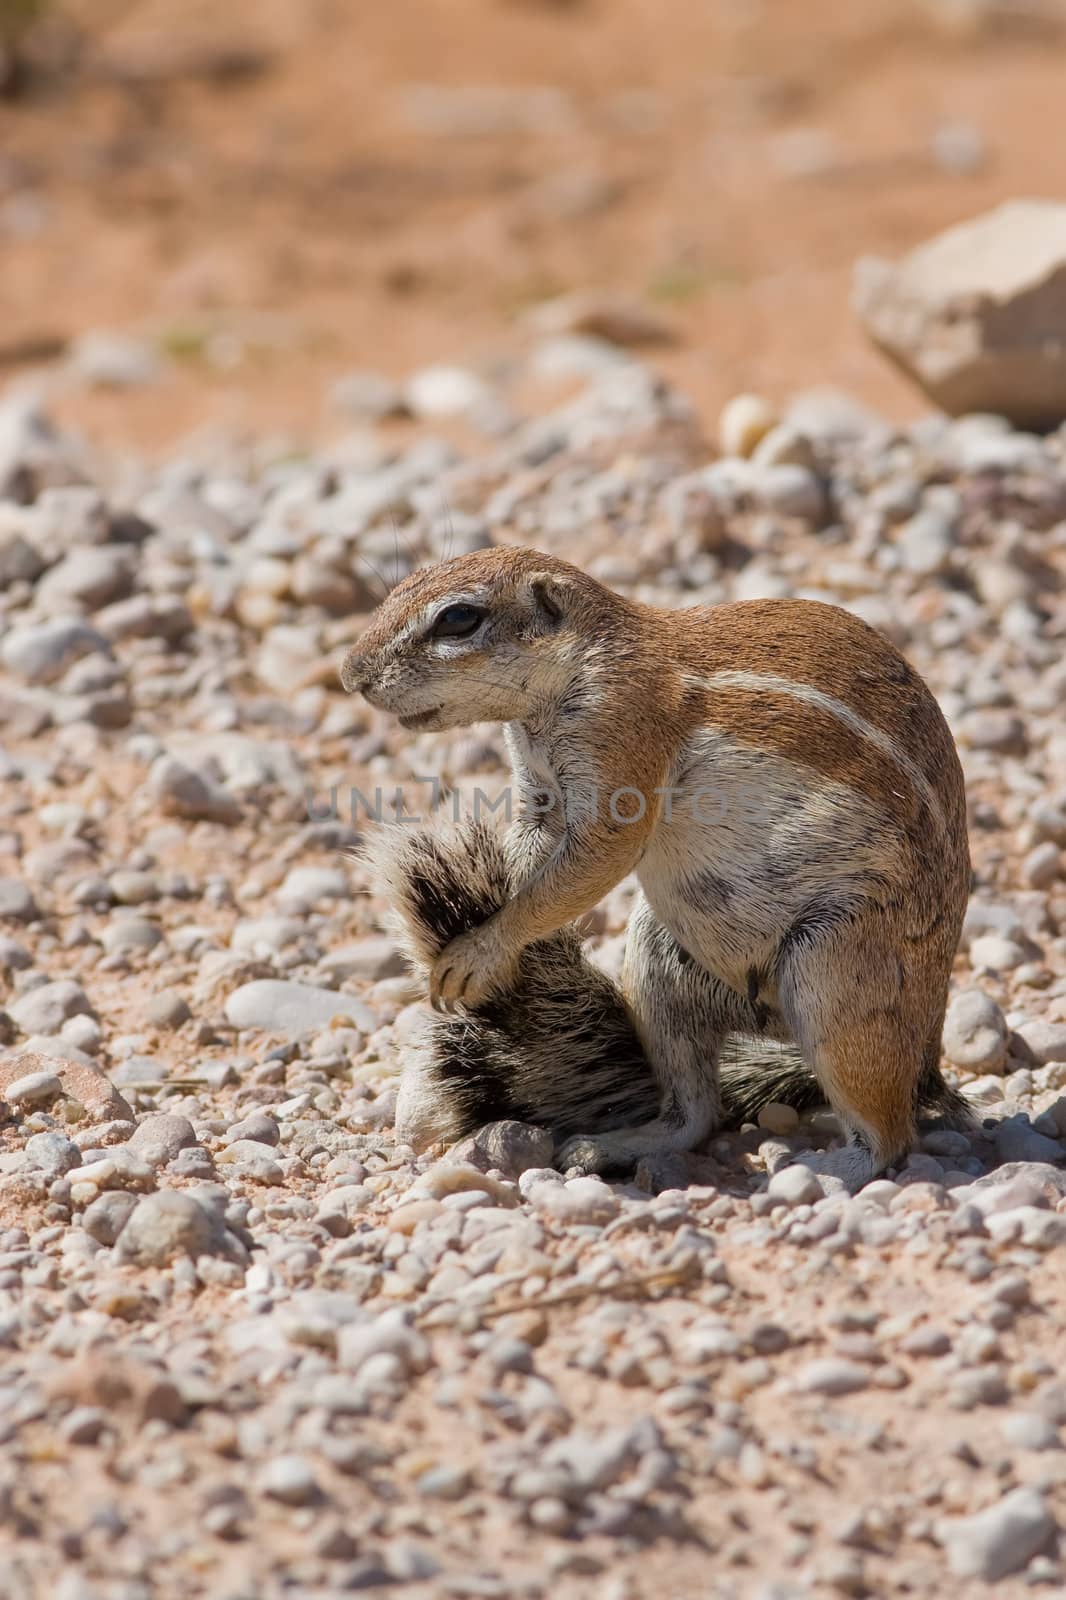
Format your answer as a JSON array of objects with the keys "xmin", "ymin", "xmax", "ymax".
[{"xmin": 527, "ymin": 572, "xmax": 571, "ymax": 629}]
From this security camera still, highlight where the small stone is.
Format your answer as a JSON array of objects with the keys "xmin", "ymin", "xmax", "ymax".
[
  {"xmin": 24, "ymin": 1131, "xmax": 81, "ymax": 1177},
  {"xmin": 660, "ymin": 472, "xmax": 727, "ymax": 549},
  {"xmin": 768, "ymin": 1165, "xmax": 825, "ymax": 1207},
  {"xmin": 117, "ymin": 1190, "xmax": 223, "ymax": 1265},
  {"xmin": 315, "ymin": 934, "xmax": 406, "ymax": 982},
  {"xmin": 0, "ymin": 525, "xmax": 44, "ymax": 586},
  {"xmin": 0, "ymin": 937, "xmax": 32, "ymax": 972},
  {"xmin": 1023, "ymin": 842, "xmax": 1062, "ymax": 890},
  {"xmin": 384, "ymin": 1541, "xmax": 442, "ymax": 1582},
  {"xmin": 470, "ymin": 1121, "xmax": 555, "ymax": 1178},
  {"xmin": 277, "ymin": 864, "xmax": 350, "ymax": 906},
  {"xmin": 992, "ymin": 1116, "xmax": 1064, "ymax": 1165},
  {"xmin": 102, "ymin": 917, "xmax": 163, "ymax": 955},
  {"xmin": 71, "ymin": 330, "xmax": 160, "ymax": 388},
  {"xmin": 1001, "ymin": 1413, "xmax": 1060, "ymax": 1451},
  {"xmin": 757, "ymin": 1101, "xmax": 800, "ymax": 1135},
  {"xmin": 1015, "ymin": 1020, "xmax": 1066, "ymax": 1066},
  {"xmin": 95, "ymin": 593, "xmax": 192, "ymax": 644},
  {"xmin": 793, "ymin": 1360, "xmax": 869, "ymax": 1396},
  {"xmin": 407, "ymin": 365, "xmax": 492, "ymax": 420},
  {"xmin": 387, "ymin": 1200, "xmax": 440, "ymax": 1234},
  {"xmin": 224, "ymin": 1112, "xmax": 279, "ymax": 1147},
  {"xmin": 9, "ymin": 979, "xmax": 94, "ymax": 1037},
  {"xmin": 959, "ymin": 711, "xmax": 1027, "ymax": 757},
  {"xmin": 1, "ymin": 617, "xmax": 112, "ymax": 685},
  {"xmin": 943, "ymin": 989, "xmax": 1009, "ymax": 1072},
  {"xmin": 215, "ymin": 1142, "xmax": 284, "ymax": 1184},
  {"xmin": 224, "ymin": 979, "xmax": 375, "ymax": 1036},
  {"xmin": 108, "ymin": 869, "xmax": 160, "ymax": 906},
  {"xmin": 145, "ymin": 992, "xmax": 192, "ymax": 1030},
  {"xmin": 290, "ymin": 559, "xmax": 365, "ymax": 613},
  {"xmin": 148, "ymin": 756, "xmax": 241, "ymax": 826},
  {"xmin": 330, "ymin": 370, "xmax": 409, "ymax": 422},
  {"xmin": 968, "ymin": 1162, "xmax": 1066, "ymax": 1208},
  {"xmin": 970, "ymin": 933, "xmax": 1027, "ymax": 973},
  {"xmin": 127, "ymin": 1115, "xmax": 197, "ymax": 1167},
  {"xmin": 525, "ymin": 290, "xmax": 675, "ymax": 349},
  {"xmin": 36, "ymin": 547, "xmax": 133, "ymax": 611},
  {"xmin": 73, "ymin": 1150, "xmax": 154, "ymax": 1196},
  {"xmin": 258, "ymin": 1455, "xmax": 320, "ymax": 1507},
  {"xmin": 231, "ymin": 916, "xmax": 305, "ymax": 957},
  {"xmin": 529, "ymin": 1175, "xmax": 619, "ymax": 1225},
  {"xmin": 82, "ymin": 1190, "xmax": 138, "ymax": 1246},
  {"xmin": 812, "ymin": 1550, "xmax": 867, "ymax": 1598},
  {"xmin": 3, "ymin": 1069, "xmax": 62, "ymax": 1107},
  {"xmin": 752, "ymin": 464, "xmax": 826, "ymax": 524},
  {"xmin": 935, "ymin": 1486, "xmax": 1056, "ymax": 1581},
  {"xmin": 45, "ymin": 1354, "xmax": 185, "ymax": 1425},
  {"xmin": 416, "ymin": 1464, "xmax": 471, "ymax": 1500},
  {"xmin": 315, "ymin": 1187, "xmax": 371, "ymax": 1236},
  {"xmin": 61, "ymin": 1014, "xmax": 102, "ymax": 1055},
  {"xmin": 897, "ymin": 507, "xmax": 954, "ymax": 576},
  {"xmin": 932, "ymin": 120, "xmax": 987, "ymax": 176},
  {"xmin": 719, "ymin": 393, "xmax": 777, "ymax": 458},
  {"xmin": 59, "ymin": 1406, "xmax": 108, "ymax": 1446},
  {"xmin": 751, "ymin": 423, "xmax": 818, "ymax": 472},
  {"xmin": 900, "ymin": 1326, "xmax": 952, "ymax": 1358},
  {"xmin": 0, "ymin": 879, "xmax": 38, "ymax": 924},
  {"xmin": 338, "ymin": 1316, "xmax": 430, "ymax": 1377},
  {"xmin": 24, "ymin": 840, "xmax": 94, "ymax": 888},
  {"xmin": 107, "ymin": 1054, "xmax": 167, "ymax": 1089},
  {"xmin": 528, "ymin": 1497, "xmax": 572, "ymax": 1535},
  {"xmin": 413, "ymin": 1163, "xmax": 517, "ymax": 1207}
]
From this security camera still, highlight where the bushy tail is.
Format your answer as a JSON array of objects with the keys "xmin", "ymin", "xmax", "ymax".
[
  {"xmin": 366, "ymin": 820, "xmax": 970, "ymax": 1151},
  {"xmin": 717, "ymin": 1048, "xmax": 973, "ymax": 1129},
  {"xmin": 717, "ymin": 1046, "xmax": 825, "ymax": 1125},
  {"xmin": 364, "ymin": 820, "xmax": 659, "ymax": 1149}
]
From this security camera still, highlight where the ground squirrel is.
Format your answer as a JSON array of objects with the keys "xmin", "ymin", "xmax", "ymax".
[{"xmin": 341, "ymin": 546, "xmax": 971, "ymax": 1190}]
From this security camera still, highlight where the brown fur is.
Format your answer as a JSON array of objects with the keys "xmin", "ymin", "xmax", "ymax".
[{"xmin": 342, "ymin": 548, "xmax": 971, "ymax": 1189}]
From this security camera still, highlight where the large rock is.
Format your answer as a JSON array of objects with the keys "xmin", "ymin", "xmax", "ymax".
[
  {"xmin": 854, "ymin": 200, "xmax": 1066, "ymax": 427},
  {"xmin": 0, "ymin": 1051, "xmax": 133, "ymax": 1121}
]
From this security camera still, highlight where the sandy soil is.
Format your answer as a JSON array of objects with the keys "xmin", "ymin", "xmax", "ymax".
[{"xmin": 2, "ymin": 0, "xmax": 1066, "ymax": 451}]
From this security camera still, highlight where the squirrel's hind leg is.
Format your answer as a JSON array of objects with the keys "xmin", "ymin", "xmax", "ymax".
[
  {"xmin": 775, "ymin": 918, "xmax": 929, "ymax": 1192},
  {"xmin": 556, "ymin": 895, "xmax": 748, "ymax": 1176}
]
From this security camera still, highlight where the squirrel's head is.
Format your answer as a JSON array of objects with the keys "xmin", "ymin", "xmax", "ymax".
[{"xmin": 340, "ymin": 547, "xmax": 600, "ymax": 731}]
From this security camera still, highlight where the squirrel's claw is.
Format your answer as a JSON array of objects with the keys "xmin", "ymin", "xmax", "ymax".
[
  {"xmin": 428, "ymin": 965, "xmax": 451, "ymax": 1011},
  {"xmin": 430, "ymin": 923, "xmax": 517, "ymax": 1013},
  {"xmin": 429, "ymin": 948, "xmax": 469, "ymax": 1012}
]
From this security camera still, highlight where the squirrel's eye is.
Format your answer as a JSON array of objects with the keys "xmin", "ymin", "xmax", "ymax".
[{"xmin": 432, "ymin": 604, "xmax": 484, "ymax": 640}]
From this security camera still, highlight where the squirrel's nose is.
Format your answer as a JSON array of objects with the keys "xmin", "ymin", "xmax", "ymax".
[{"xmin": 340, "ymin": 650, "xmax": 370, "ymax": 695}]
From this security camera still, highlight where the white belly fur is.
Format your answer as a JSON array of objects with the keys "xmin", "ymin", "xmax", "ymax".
[{"xmin": 637, "ymin": 730, "xmax": 900, "ymax": 994}]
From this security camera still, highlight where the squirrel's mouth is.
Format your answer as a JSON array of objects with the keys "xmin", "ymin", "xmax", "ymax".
[{"xmin": 398, "ymin": 706, "xmax": 443, "ymax": 730}]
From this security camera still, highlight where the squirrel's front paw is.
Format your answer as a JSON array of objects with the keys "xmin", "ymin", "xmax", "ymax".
[{"xmin": 429, "ymin": 924, "xmax": 519, "ymax": 1012}]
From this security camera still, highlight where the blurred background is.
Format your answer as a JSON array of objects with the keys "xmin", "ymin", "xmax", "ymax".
[{"xmin": 2, "ymin": 0, "xmax": 1066, "ymax": 454}]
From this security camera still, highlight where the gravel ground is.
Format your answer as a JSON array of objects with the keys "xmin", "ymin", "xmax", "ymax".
[{"xmin": 1, "ymin": 353, "xmax": 1066, "ymax": 1599}]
